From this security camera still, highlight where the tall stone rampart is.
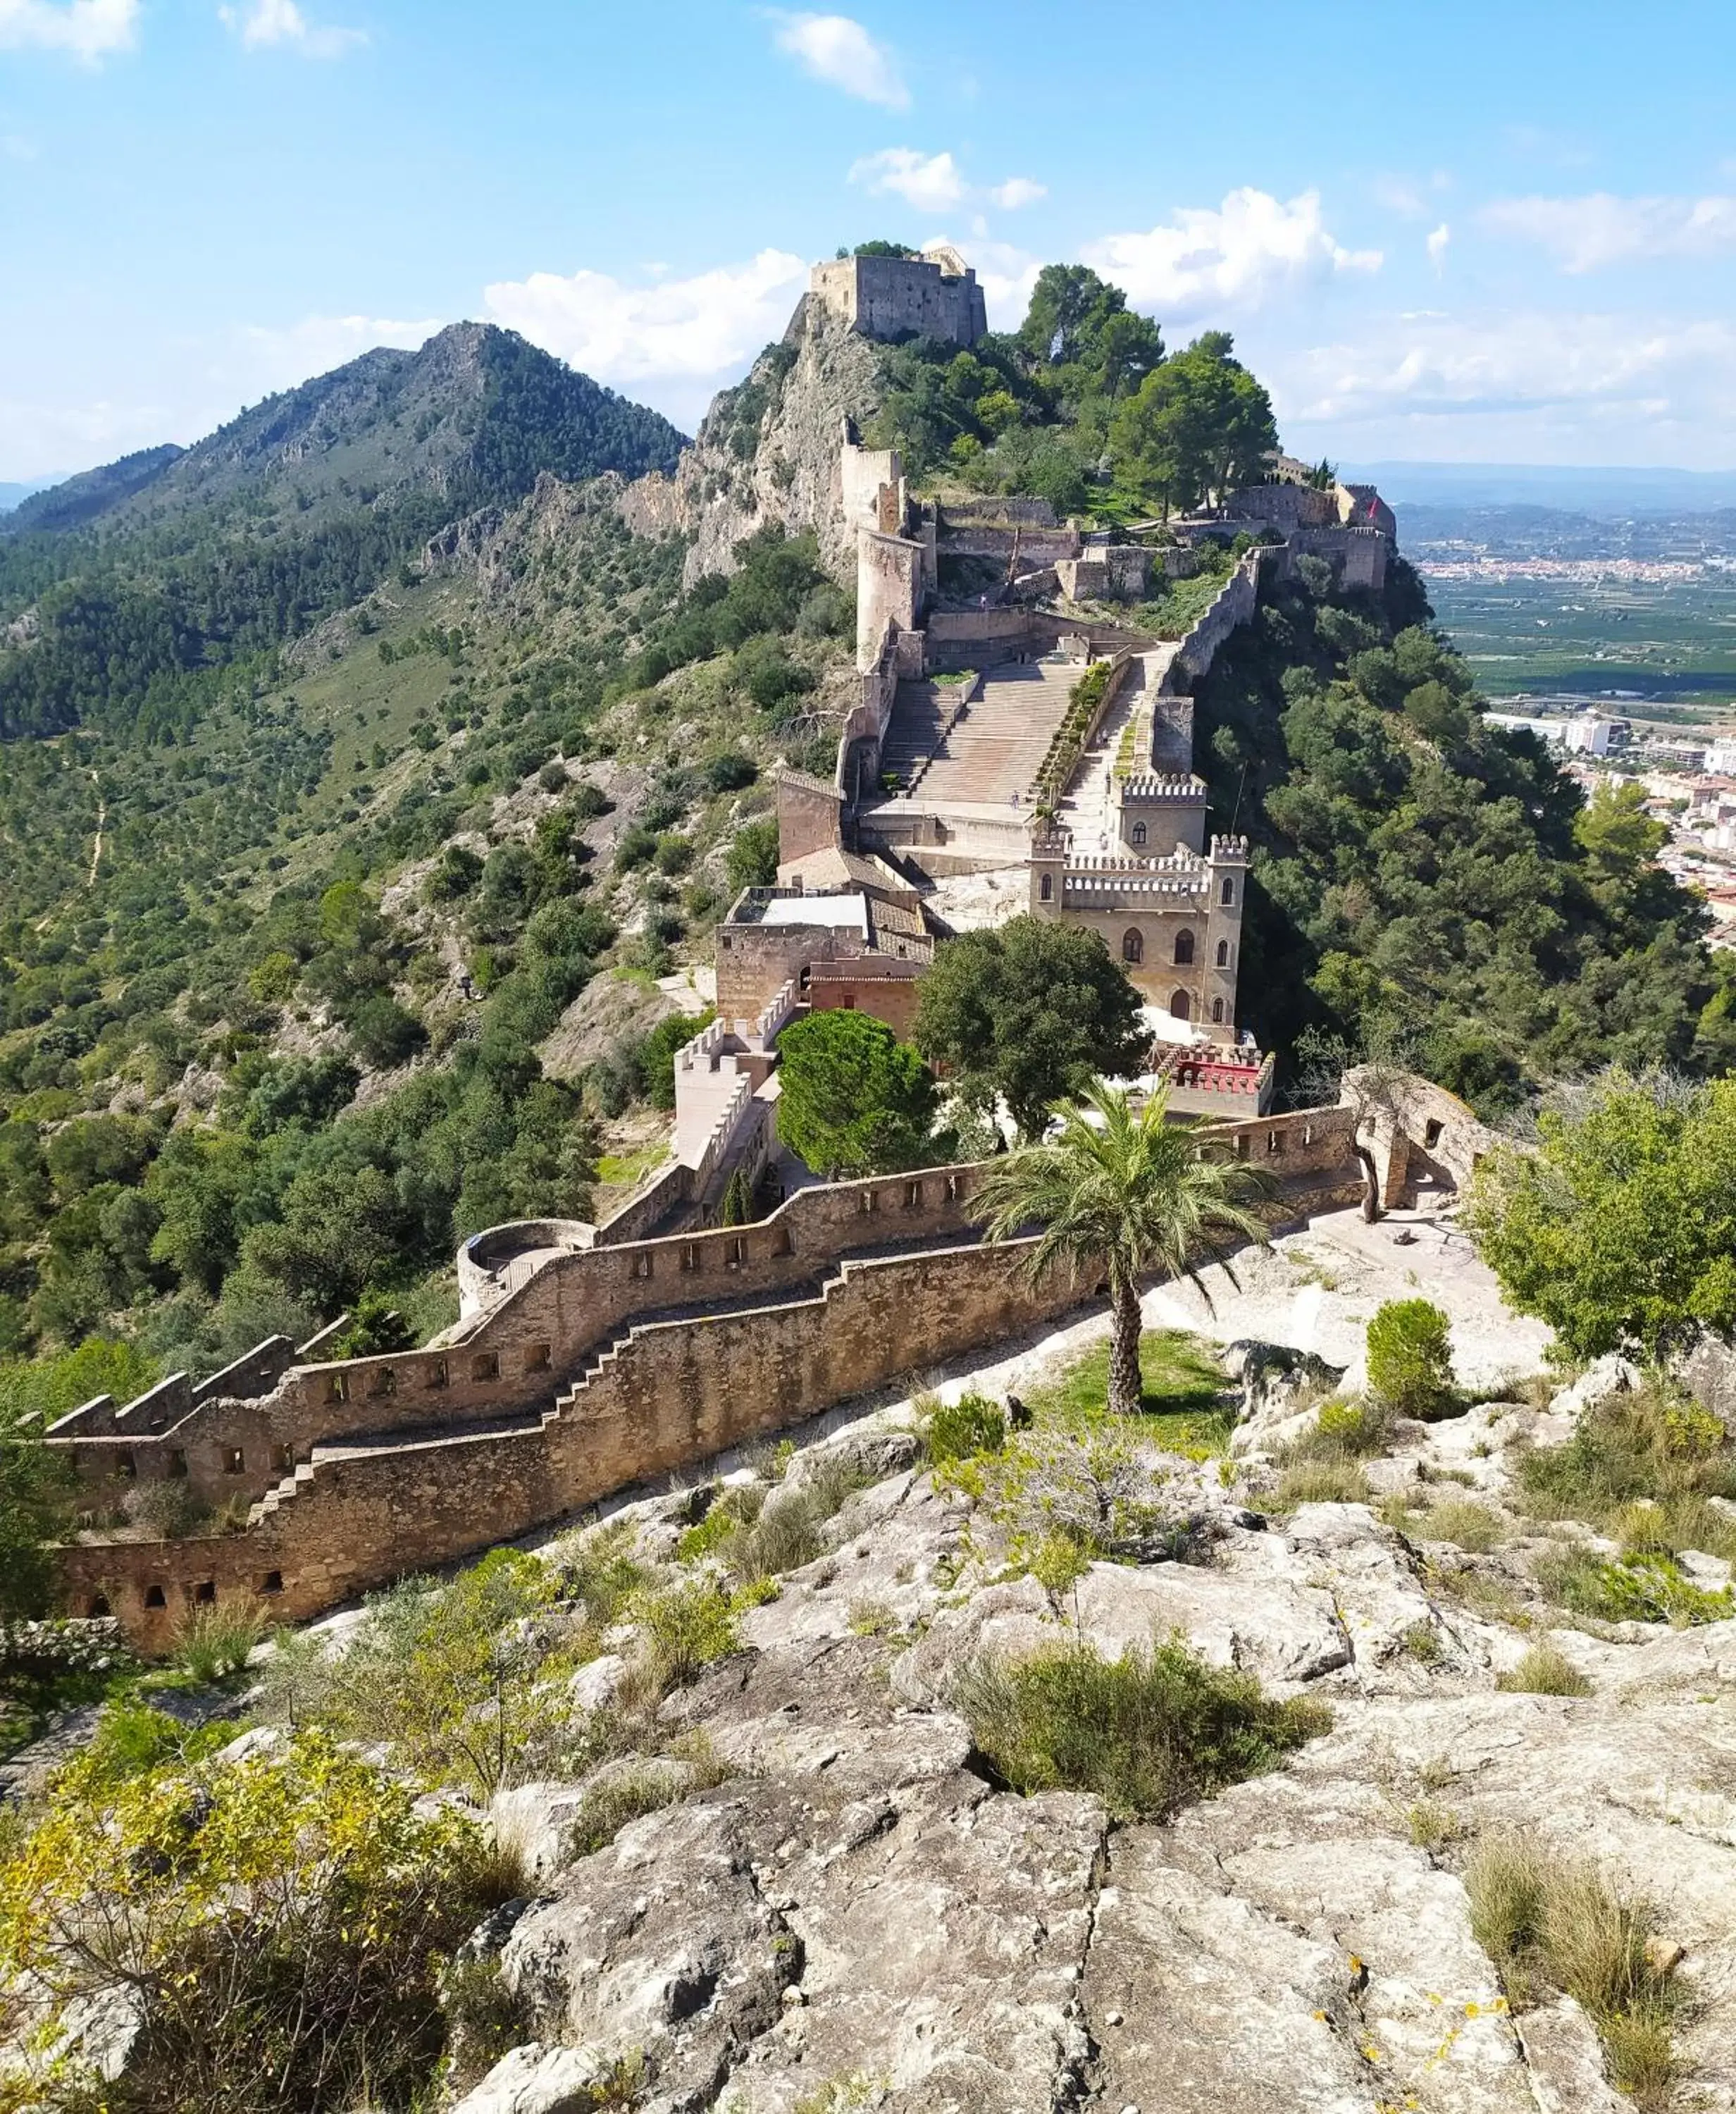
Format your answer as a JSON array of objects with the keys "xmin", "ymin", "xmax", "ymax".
[{"xmin": 57, "ymin": 1103, "xmax": 1376, "ymax": 1646}]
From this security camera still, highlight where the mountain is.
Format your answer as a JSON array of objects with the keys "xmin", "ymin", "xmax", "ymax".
[
  {"xmin": 0, "ymin": 478, "xmax": 60, "ymax": 518},
  {"xmin": 32, "ymin": 323, "xmax": 686, "ymax": 540},
  {"xmin": 6, "ymin": 446, "xmax": 185, "ymax": 534},
  {"xmin": 0, "ymin": 325, "xmax": 688, "ymax": 740}
]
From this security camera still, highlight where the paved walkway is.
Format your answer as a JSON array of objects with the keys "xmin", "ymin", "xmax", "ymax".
[{"xmin": 1056, "ymin": 645, "xmax": 1178, "ymax": 851}]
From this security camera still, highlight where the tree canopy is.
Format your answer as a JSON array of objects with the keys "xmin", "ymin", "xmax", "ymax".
[
  {"xmin": 1465, "ymin": 1074, "xmax": 1736, "ymax": 1364},
  {"xmin": 1108, "ymin": 332, "xmax": 1279, "ymax": 516},
  {"xmin": 773, "ymin": 1008, "xmax": 937, "ymax": 1177},
  {"xmin": 914, "ymin": 917, "xmax": 1147, "ymax": 1142},
  {"xmin": 1191, "ymin": 560, "xmax": 1718, "ymax": 1110}
]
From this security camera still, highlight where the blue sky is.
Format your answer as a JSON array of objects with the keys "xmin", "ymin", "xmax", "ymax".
[{"xmin": 7, "ymin": 0, "xmax": 1736, "ymax": 480}]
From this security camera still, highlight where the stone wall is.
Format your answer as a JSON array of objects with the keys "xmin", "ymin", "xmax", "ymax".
[
  {"xmin": 61, "ymin": 1230, "xmax": 1074, "ymax": 1644},
  {"xmin": 856, "ymin": 531, "xmax": 925, "ymax": 670},
  {"xmin": 52, "ymin": 1089, "xmax": 1414, "ymax": 1645},
  {"xmin": 806, "ymin": 960, "xmax": 924, "ymax": 1039},
  {"xmin": 1170, "ymin": 557, "xmax": 1261, "ymax": 685}
]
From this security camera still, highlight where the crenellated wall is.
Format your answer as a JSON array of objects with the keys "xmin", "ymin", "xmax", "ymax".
[{"xmin": 54, "ymin": 1103, "xmax": 1380, "ymax": 1647}]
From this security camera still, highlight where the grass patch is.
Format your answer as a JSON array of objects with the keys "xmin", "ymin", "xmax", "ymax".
[
  {"xmin": 1282, "ymin": 1396, "xmax": 1393, "ymax": 1463},
  {"xmin": 955, "ymin": 1636, "xmax": 1330, "ymax": 1822},
  {"xmin": 1270, "ymin": 1461, "xmax": 1372, "ymax": 1509},
  {"xmin": 1518, "ymin": 1385, "xmax": 1736, "ymax": 1560},
  {"xmin": 1384, "ymin": 1495, "xmax": 1507, "ymax": 1552},
  {"xmin": 175, "ymin": 1603, "xmax": 267, "ymax": 1684},
  {"xmin": 564, "ymin": 1738, "xmax": 728, "ymax": 1859},
  {"xmin": 1466, "ymin": 1834, "xmax": 1682, "ymax": 2108},
  {"xmin": 1538, "ymin": 1547, "xmax": 1734, "ymax": 1627},
  {"xmin": 1496, "ymin": 1641, "xmax": 1594, "ymax": 1695},
  {"xmin": 1028, "ymin": 1330, "xmax": 1232, "ymax": 1457}
]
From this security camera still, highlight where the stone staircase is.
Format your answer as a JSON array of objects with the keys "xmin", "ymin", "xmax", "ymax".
[
  {"xmin": 1058, "ymin": 647, "xmax": 1177, "ymax": 848},
  {"xmin": 880, "ymin": 662, "xmax": 1077, "ymax": 808},
  {"xmin": 247, "ymin": 1272, "xmax": 842, "ymax": 1528}
]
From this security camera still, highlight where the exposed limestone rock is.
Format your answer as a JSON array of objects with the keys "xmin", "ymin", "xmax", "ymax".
[
  {"xmin": 468, "ymin": 1364, "xmax": 1736, "ymax": 2114},
  {"xmin": 621, "ymin": 302, "xmax": 889, "ymax": 590}
]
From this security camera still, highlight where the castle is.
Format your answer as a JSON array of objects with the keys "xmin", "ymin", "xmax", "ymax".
[{"xmin": 35, "ymin": 249, "xmax": 1422, "ymax": 1648}]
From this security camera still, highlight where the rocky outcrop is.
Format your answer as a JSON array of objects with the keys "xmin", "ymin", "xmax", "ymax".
[
  {"xmin": 444, "ymin": 1353, "xmax": 1736, "ymax": 2113},
  {"xmin": 621, "ymin": 299, "xmax": 891, "ymax": 590}
]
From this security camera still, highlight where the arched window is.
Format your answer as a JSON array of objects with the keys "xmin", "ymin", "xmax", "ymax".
[
  {"xmin": 1174, "ymin": 929, "xmax": 1195, "ymax": 966},
  {"xmin": 1170, "ymin": 989, "xmax": 1191, "ymax": 1022},
  {"xmin": 1131, "ymin": 820, "xmax": 1147, "ymax": 847},
  {"xmin": 1216, "ymin": 939, "xmax": 1230, "ymax": 968},
  {"xmin": 1039, "ymin": 872, "xmax": 1053, "ymax": 901},
  {"xmin": 1221, "ymin": 877, "xmax": 1235, "ymax": 905},
  {"xmin": 1122, "ymin": 929, "xmax": 1143, "ymax": 965},
  {"xmin": 1212, "ymin": 998, "xmax": 1225, "ymax": 1023}
]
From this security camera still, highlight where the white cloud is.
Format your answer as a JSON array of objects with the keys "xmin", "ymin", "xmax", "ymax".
[
  {"xmin": 848, "ymin": 147, "xmax": 964, "ymax": 214},
  {"xmin": 850, "ymin": 150, "xmax": 1047, "ymax": 219},
  {"xmin": 767, "ymin": 12, "xmax": 907, "ymax": 110},
  {"xmin": 483, "ymin": 249, "xmax": 809, "ymax": 428},
  {"xmin": 0, "ymin": 0, "xmax": 137, "ymax": 61},
  {"xmin": 988, "ymin": 175, "xmax": 1046, "ymax": 211},
  {"xmin": 1426, "ymin": 222, "xmax": 1450, "ymax": 272},
  {"xmin": 218, "ymin": 0, "xmax": 365, "ymax": 58},
  {"xmin": 1268, "ymin": 305, "xmax": 1736, "ymax": 462},
  {"xmin": 1482, "ymin": 192, "xmax": 1736, "ymax": 273},
  {"xmin": 1084, "ymin": 188, "xmax": 1382, "ymax": 321}
]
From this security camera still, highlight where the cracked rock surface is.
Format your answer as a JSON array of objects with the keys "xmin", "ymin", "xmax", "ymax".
[{"xmin": 452, "ymin": 1214, "xmax": 1736, "ymax": 2112}]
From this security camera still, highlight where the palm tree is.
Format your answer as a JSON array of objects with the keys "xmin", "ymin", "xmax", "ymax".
[{"xmin": 973, "ymin": 1081, "xmax": 1272, "ymax": 1418}]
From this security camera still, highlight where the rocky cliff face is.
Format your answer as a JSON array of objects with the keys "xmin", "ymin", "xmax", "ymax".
[{"xmin": 621, "ymin": 296, "xmax": 890, "ymax": 589}]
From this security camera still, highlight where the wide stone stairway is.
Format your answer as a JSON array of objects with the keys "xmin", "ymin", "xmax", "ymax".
[{"xmin": 881, "ymin": 662, "xmax": 1078, "ymax": 808}]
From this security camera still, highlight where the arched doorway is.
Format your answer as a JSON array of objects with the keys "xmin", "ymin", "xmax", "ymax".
[
  {"xmin": 1122, "ymin": 929, "xmax": 1143, "ymax": 965},
  {"xmin": 1170, "ymin": 989, "xmax": 1191, "ymax": 1022}
]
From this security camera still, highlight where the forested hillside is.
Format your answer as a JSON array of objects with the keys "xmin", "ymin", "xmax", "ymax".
[
  {"xmin": 1195, "ymin": 555, "xmax": 1735, "ymax": 1108},
  {"xmin": 0, "ymin": 325, "xmax": 685, "ymax": 741}
]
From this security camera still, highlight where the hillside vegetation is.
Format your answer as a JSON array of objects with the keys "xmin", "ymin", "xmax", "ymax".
[{"xmin": 1194, "ymin": 556, "xmax": 1730, "ymax": 1110}]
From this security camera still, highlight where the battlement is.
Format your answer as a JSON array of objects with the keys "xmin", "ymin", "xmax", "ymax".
[
  {"xmin": 1210, "ymin": 834, "xmax": 1251, "ymax": 863},
  {"xmin": 1120, "ymin": 773, "xmax": 1208, "ymax": 802}
]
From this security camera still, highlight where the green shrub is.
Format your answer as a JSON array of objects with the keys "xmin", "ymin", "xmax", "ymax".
[
  {"xmin": 955, "ymin": 1637, "xmax": 1330, "ymax": 1822},
  {"xmin": 252, "ymin": 1547, "xmax": 569, "ymax": 1797},
  {"xmin": 1496, "ymin": 1642, "xmax": 1594, "ymax": 1695},
  {"xmin": 633, "ymin": 1578, "xmax": 744, "ymax": 1690},
  {"xmin": 0, "ymin": 1733, "xmax": 496, "ymax": 2113},
  {"xmin": 922, "ymin": 1390, "xmax": 1006, "ymax": 1466},
  {"xmin": 1365, "ymin": 1298, "xmax": 1456, "ymax": 1418},
  {"xmin": 1539, "ymin": 1548, "xmax": 1734, "ymax": 1627}
]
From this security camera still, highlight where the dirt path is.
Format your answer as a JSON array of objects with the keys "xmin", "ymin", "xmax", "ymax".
[{"xmin": 86, "ymin": 769, "xmax": 105, "ymax": 886}]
